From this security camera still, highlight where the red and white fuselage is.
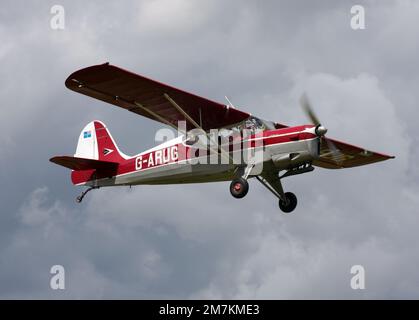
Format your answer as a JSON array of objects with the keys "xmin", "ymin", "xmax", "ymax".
[{"xmin": 70, "ymin": 121, "xmax": 320, "ymax": 187}]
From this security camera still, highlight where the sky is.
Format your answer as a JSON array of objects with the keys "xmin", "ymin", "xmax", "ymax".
[{"xmin": 0, "ymin": 0, "xmax": 418, "ymax": 299}]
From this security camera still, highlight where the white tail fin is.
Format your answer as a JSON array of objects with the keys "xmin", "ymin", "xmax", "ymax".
[
  {"xmin": 75, "ymin": 121, "xmax": 98, "ymax": 160},
  {"xmin": 75, "ymin": 120, "xmax": 128, "ymax": 163}
]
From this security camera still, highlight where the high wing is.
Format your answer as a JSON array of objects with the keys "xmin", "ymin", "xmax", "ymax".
[
  {"xmin": 271, "ymin": 122, "xmax": 393, "ymax": 169},
  {"xmin": 257, "ymin": 138, "xmax": 394, "ymax": 200},
  {"xmin": 313, "ymin": 138, "xmax": 395, "ymax": 169},
  {"xmin": 65, "ymin": 63, "xmax": 250, "ymax": 132}
]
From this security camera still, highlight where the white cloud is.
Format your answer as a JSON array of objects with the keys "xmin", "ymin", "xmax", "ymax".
[{"xmin": 19, "ymin": 187, "xmax": 61, "ymax": 226}]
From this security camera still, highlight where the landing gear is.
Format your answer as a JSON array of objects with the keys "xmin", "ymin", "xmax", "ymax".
[
  {"xmin": 230, "ymin": 177, "xmax": 249, "ymax": 199},
  {"xmin": 256, "ymin": 175, "xmax": 298, "ymax": 213},
  {"xmin": 76, "ymin": 186, "xmax": 100, "ymax": 203},
  {"xmin": 278, "ymin": 192, "xmax": 297, "ymax": 213}
]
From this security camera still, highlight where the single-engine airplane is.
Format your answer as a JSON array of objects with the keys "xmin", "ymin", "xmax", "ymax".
[{"xmin": 50, "ymin": 63, "xmax": 394, "ymax": 213}]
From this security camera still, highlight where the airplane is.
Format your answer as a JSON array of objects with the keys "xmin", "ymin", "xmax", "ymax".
[{"xmin": 50, "ymin": 63, "xmax": 394, "ymax": 213}]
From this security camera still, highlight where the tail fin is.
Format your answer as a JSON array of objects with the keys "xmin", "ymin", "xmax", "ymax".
[
  {"xmin": 75, "ymin": 120, "xmax": 128, "ymax": 163},
  {"xmin": 50, "ymin": 120, "xmax": 128, "ymax": 185}
]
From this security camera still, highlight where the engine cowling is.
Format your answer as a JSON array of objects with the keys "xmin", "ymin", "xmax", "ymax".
[{"xmin": 271, "ymin": 151, "xmax": 313, "ymax": 169}]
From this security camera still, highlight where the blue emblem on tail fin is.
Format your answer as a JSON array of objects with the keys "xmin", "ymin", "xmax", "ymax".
[{"xmin": 83, "ymin": 131, "xmax": 92, "ymax": 139}]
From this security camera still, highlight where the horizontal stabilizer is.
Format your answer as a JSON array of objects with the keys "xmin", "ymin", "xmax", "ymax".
[{"xmin": 50, "ymin": 156, "xmax": 119, "ymax": 171}]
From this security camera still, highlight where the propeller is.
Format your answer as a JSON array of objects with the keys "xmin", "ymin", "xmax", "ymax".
[{"xmin": 299, "ymin": 93, "xmax": 343, "ymax": 164}]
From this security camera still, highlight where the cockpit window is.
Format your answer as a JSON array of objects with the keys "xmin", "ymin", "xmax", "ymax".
[
  {"xmin": 232, "ymin": 116, "xmax": 274, "ymax": 131},
  {"xmin": 245, "ymin": 117, "xmax": 263, "ymax": 129}
]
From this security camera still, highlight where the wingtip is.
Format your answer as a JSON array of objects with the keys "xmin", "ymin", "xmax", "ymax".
[
  {"xmin": 50, "ymin": 155, "xmax": 69, "ymax": 164},
  {"xmin": 65, "ymin": 63, "xmax": 111, "ymax": 89},
  {"xmin": 49, "ymin": 156, "xmax": 62, "ymax": 164}
]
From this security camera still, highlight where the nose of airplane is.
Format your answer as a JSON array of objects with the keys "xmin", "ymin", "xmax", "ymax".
[{"xmin": 315, "ymin": 125, "xmax": 328, "ymax": 137}]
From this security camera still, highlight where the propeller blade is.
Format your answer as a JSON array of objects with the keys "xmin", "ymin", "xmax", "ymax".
[
  {"xmin": 300, "ymin": 93, "xmax": 321, "ymax": 126},
  {"xmin": 299, "ymin": 93, "xmax": 343, "ymax": 164},
  {"xmin": 324, "ymin": 137, "xmax": 343, "ymax": 164}
]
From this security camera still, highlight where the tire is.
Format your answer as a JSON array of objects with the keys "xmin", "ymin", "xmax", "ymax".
[
  {"xmin": 279, "ymin": 192, "xmax": 297, "ymax": 213},
  {"xmin": 230, "ymin": 178, "xmax": 249, "ymax": 199}
]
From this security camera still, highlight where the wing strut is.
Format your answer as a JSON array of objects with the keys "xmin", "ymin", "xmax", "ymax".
[
  {"xmin": 133, "ymin": 101, "xmax": 179, "ymax": 131},
  {"xmin": 164, "ymin": 93, "xmax": 202, "ymax": 129},
  {"xmin": 164, "ymin": 93, "xmax": 233, "ymax": 163}
]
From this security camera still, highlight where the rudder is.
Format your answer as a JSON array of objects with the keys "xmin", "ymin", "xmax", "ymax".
[{"xmin": 75, "ymin": 120, "xmax": 128, "ymax": 163}]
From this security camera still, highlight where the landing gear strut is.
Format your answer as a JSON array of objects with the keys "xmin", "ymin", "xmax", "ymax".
[
  {"xmin": 256, "ymin": 175, "xmax": 298, "ymax": 213},
  {"xmin": 76, "ymin": 186, "xmax": 100, "ymax": 203}
]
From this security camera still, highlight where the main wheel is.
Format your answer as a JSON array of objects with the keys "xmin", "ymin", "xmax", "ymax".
[
  {"xmin": 230, "ymin": 178, "xmax": 249, "ymax": 199},
  {"xmin": 279, "ymin": 192, "xmax": 297, "ymax": 213}
]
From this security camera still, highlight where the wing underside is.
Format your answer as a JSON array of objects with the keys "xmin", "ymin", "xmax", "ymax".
[
  {"xmin": 65, "ymin": 63, "xmax": 250, "ymax": 132},
  {"xmin": 313, "ymin": 138, "xmax": 394, "ymax": 169}
]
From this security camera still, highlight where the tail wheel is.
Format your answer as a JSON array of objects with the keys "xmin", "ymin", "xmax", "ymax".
[
  {"xmin": 230, "ymin": 178, "xmax": 249, "ymax": 199},
  {"xmin": 279, "ymin": 192, "xmax": 297, "ymax": 213}
]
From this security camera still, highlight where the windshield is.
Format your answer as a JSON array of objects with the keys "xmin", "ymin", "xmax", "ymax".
[
  {"xmin": 234, "ymin": 116, "xmax": 275, "ymax": 131},
  {"xmin": 182, "ymin": 116, "xmax": 276, "ymax": 145}
]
